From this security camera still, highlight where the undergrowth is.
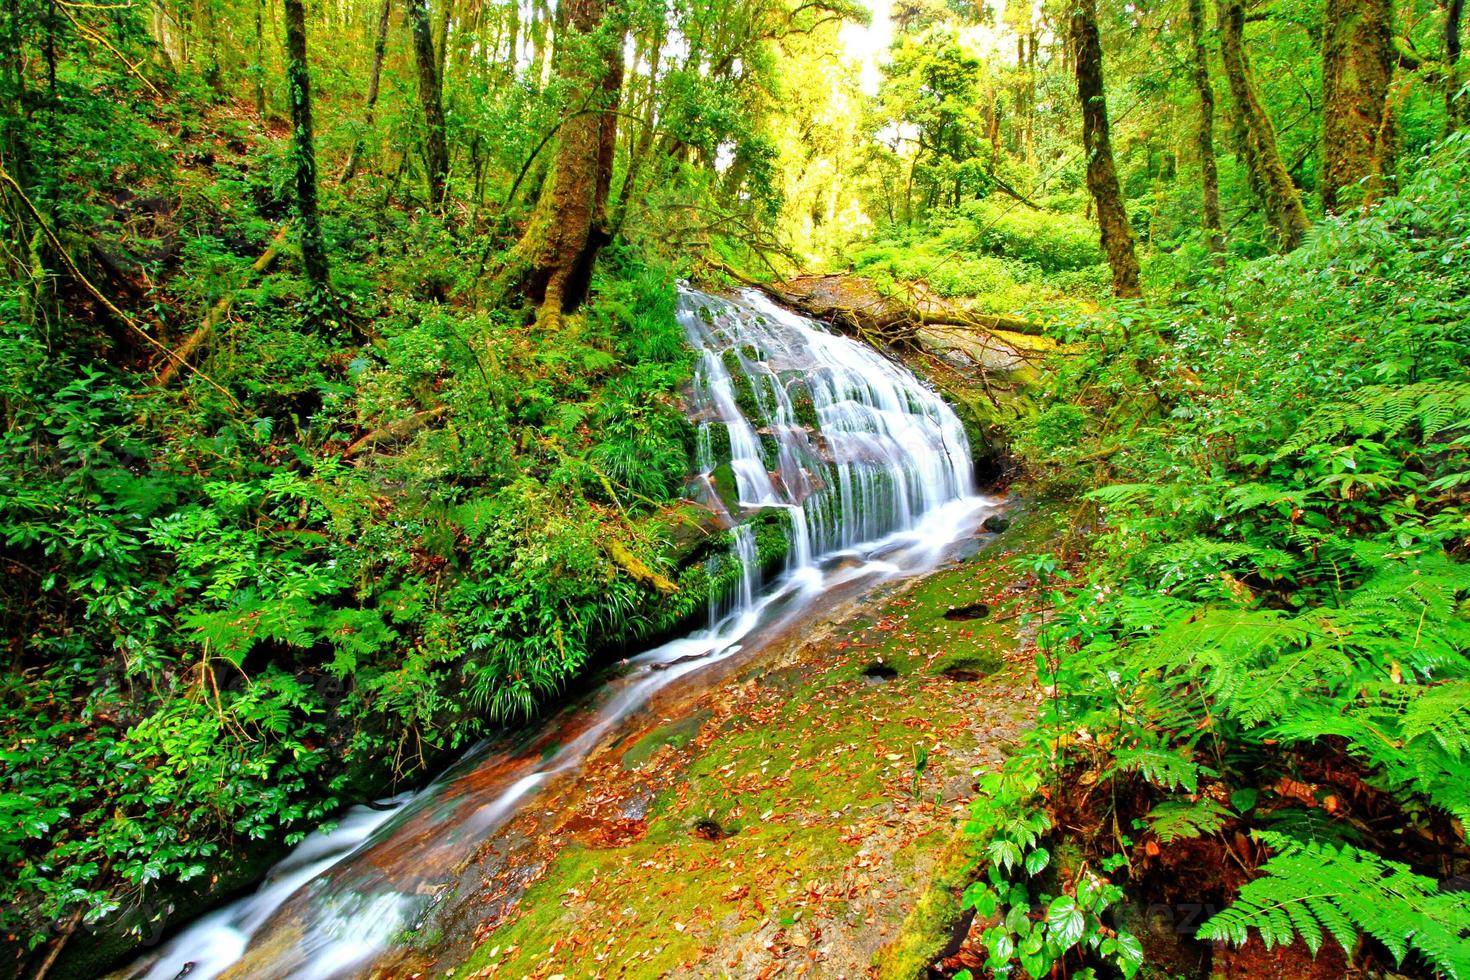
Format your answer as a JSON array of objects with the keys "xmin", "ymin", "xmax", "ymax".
[{"xmin": 959, "ymin": 133, "xmax": 1470, "ymax": 977}]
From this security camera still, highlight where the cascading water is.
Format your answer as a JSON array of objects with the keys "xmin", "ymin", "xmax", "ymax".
[
  {"xmin": 119, "ymin": 288, "xmax": 996, "ymax": 980},
  {"xmin": 685, "ymin": 288, "xmax": 974, "ymax": 571}
]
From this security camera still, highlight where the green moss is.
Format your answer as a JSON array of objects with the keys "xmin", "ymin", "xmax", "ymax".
[
  {"xmin": 703, "ymin": 419, "xmax": 732, "ymax": 463},
  {"xmin": 790, "ymin": 382, "xmax": 820, "ymax": 431},
  {"xmin": 871, "ymin": 829, "xmax": 988, "ymax": 979},
  {"xmin": 710, "ymin": 461, "xmax": 740, "ymax": 513},
  {"xmin": 931, "ymin": 648, "xmax": 1004, "ymax": 678},
  {"xmin": 749, "ymin": 507, "xmax": 791, "ymax": 574},
  {"xmin": 622, "ymin": 712, "xmax": 711, "ymax": 770}
]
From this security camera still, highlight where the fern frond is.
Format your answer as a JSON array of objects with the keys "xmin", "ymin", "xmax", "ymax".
[
  {"xmin": 1402, "ymin": 681, "xmax": 1470, "ymax": 757},
  {"xmin": 1278, "ymin": 381, "xmax": 1470, "ymax": 457},
  {"xmin": 1199, "ymin": 832, "xmax": 1470, "ymax": 977},
  {"xmin": 1146, "ymin": 797, "xmax": 1232, "ymax": 843},
  {"xmin": 1111, "ymin": 747, "xmax": 1202, "ymax": 792}
]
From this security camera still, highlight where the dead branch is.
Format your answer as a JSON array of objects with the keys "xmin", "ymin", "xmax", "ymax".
[
  {"xmin": 153, "ymin": 226, "xmax": 289, "ymax": 387},
  {"xmin": 342, "ymin": 405, "xmax": 449, "ymax": 458}
]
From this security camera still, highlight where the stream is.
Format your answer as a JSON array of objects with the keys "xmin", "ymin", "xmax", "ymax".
[{"xmin": 120, "ymin": 287, "xmax": 997, "ymax": 980}]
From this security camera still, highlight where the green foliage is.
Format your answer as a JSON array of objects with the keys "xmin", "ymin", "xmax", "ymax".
[
  {"xmin": 995, "ymin": 135, "xmax": 1470, "ymax": 975},
  {"xmin": 1198, "ymin": 832, "xmax": 1470, "ymax": 976},
  {"xmin": 959, "ymin": 767, "xmax": 1144, "ymax": 980}
]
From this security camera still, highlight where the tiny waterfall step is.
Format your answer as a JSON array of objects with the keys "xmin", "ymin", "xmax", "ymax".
[{"xmin": 118, "ymin": 287, "xmax": 993, "ymax": 980}]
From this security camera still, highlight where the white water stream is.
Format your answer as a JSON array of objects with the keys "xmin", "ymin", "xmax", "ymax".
[{"xmin": 122, "ymin": 288, "xmax": 994, "ymax": 980}]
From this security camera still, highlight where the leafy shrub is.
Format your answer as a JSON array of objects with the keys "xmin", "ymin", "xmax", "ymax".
[{"xmin": 994, "ymin": 134, "xmax": 1470, "ymax": 975}]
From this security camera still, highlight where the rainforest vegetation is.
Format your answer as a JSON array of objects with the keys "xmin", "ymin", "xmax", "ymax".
[{"xmin": 1, "ymin": 0, "xmax": 1468, "ymax": 975}]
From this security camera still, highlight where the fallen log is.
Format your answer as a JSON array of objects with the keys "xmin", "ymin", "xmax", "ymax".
[
  {"xmin": 152, "ymin": 226, "xmax": 290, "ymax": 387},
  {"xmin": 342, "ymin": 404, "xmax": 449, "ymax": 458},
  {"xmin": 701, "ymin": 262, "xmax": 1045, "ymax": 342}
]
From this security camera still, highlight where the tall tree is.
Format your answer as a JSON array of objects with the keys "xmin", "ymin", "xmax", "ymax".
[
  {"xmin": 1070, "ymin": 0, "xmax": 1141, "ymax": 298},
  {"xmin": 1322, "ymin": 0, "xmax": 1395, "ymax": 211},
  {"xmin": 341, "ymin": 0, "xmax": 394, "ymax": 183},
  {"xmin": 283, "ymin": 0, "xmax": 330, "ymax": 292},
  {"xmin": 1219, "ymin": 0, "xmax": 1310, "ymax": 250},
  {"xmin": 505, "ymin": 0, "xmax": 624, "ymax": 328},
  {"xmin": 1187, "ymin": 0, "xmax": 1224, "ymax": 254},
  {"xmin": 1445, "ymin": 0, "xmax": 1466, "ymax": 129},
  {"xmin": 409, "ymin": 0, "xmax": 450, "ymax": 208}
]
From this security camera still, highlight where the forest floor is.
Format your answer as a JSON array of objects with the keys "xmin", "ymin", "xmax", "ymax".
[{"xmin": 378, "ymin": 507, "xmax": 1066, "ymax": 980}]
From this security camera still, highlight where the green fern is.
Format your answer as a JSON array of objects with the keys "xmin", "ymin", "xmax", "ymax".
[
  {"xmin": 1199, "ymin": 832, "xmax": 1470, "ymax": 976},
  {"xmin": 1145, "ymin": 797, "xmax": 1231, "ymax": 843},
  {"xmin": 1277, "ymin": 381, "xmax": 1470, "ymax": 457},
  {"xmin": 1110, "ymin": 747, "xmax": 1203, "ymax": 792}
]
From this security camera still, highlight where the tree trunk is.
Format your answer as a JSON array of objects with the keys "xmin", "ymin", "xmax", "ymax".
[
  {"xmin": 1322, "ymin": 0, "xmax": 1395, "ymax": 211},
  {"xmin": 1219, "ymin": 0, "xmax": 1310, "ymax": 250},
  {"xmin": 254, "ymin": 0, "xmax": 268, "ymax": 116},
  {"xmin": 283, "ymin": 0, "xmax": 330, "ymax": 292},
  {"xmin": 506, "ymin": 0, "xmax": 622, "ymax": 328},
  {"xmin": 409, "ymin": 0, "xmax": 449, "ymax": 208},
  {"xmin": 341, "ymin": 0, "xmax": 392, "ymax": 183},
  {"xmin": 505, "ymin": 0, "xmax": 519, "ymax": 73},
  {"xmin": 1187, "ymin": 0, "xmax": 1224, "ymax": 254},
  {"xmin": 612, "ymin": 36, "xmax": 660, "ymax": 236},
  {"xmin": 1070, "ymin": 0, "xmax": 1142, "ymax": 298},
  {"xmin": 1445, "ymin": 0, "xmax": 1466, "ymax": 129},
  {"xmin": 435, "ymin": 0, "xmax": 453, "ymax": 81},
  {"xmin": 530, "ymin": 0, "xmax": 549, "ymax": 85}
]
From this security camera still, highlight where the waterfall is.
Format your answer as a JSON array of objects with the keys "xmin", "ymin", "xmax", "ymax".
[
  {"xmin": 122, "ymin": 288, "xmax": 992, "ymax": 980},
  {"xmin": 685, "ymin": 288, "xmax": 974, "ymax": 572}
]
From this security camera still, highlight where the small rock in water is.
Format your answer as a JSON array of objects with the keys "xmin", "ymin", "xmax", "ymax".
[{"xmin": 981, "ymin": 514, "xmax": 1011, "ymax": 534}]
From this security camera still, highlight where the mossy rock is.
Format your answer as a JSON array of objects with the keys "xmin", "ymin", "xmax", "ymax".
[
  {"xmin": 749, "ymin": 507, "xmax": 792, "ymax": 575},
  {"xmin": 710, "ymin": 461, "xmax": 741, "ymax": 513},
  {"xmin": 729, "ymin": 370, "xmax": 761, "ymax": 420},
  {"xmin": 759, "ymin": 432, "xmax": 781, "ymax": 470},
  {"xmin": 788, "ymin": 381, "xmax": 820, "ymax": 431},
  {"xmin": 702, "ymin": 420, "xmax": 732, "ymax": 463}
]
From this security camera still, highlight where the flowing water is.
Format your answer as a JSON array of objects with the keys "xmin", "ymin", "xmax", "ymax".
[{"xmin": 121, "ymin": 288, "xmax": 995, "ymax": 980}]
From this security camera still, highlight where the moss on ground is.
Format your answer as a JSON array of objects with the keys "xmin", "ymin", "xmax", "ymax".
[{"xmin": 454, "ymin": 503, "xmax": 1069, "ymax": 980}]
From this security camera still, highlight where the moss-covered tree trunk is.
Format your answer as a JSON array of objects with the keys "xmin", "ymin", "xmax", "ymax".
[
  {"xmin": 1445, "ymin": 0, "xmax": 1466, "ymax": 129},
  {"xmin": 284, "ymin": 0, "xmax": 330, "ymax": 292},
  {"xmin": 1070, "ymin": 0, "xmax": 1141, "ymax": 298},
  {"xmin": 1187, "ymin": 0, "xmax": 1224, "ymax": 254},
  {"xmin": 1322, "ymin": 0, "xmax": 1395, "ymax": 211},
  {"xmin": 506, "ymin": 0, "xmax": 623, "ymax": 329},
  {"xmin": 409, "ymin": 0, "xmax": 449, "ymax": 208},
  {"xmin": 1219, "ymin": 0, "xmax": 1309, "ymax": 250}
]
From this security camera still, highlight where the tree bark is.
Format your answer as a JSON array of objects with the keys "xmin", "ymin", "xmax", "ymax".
[
  {"xmin": 1219, "ymin": 0, "xmax": 1310, "ymax": 250},
  {"xmin": 284, "ymin": 0, "xmax": 331, "ymax": 292},
  {"xmin": 612, "ymin": 35, "xmax": 661, "ymax": 236},
  {"xmin": 254, "ymin": 0, "xmax": 268, "ymax": 116},
  {"xmin": 505, "ymin": 0, "xmax": 623, "ymax": 328},
  {"xmin": 409, "ymin": 0, "xmax": 449, "ymax": 208},
  {"xmin": 1070, "ymin": 0, "xmax": 1142, "ymax": 298},
  {"xmin": 341, "ymin": 0, "xmax": 392, "ymax": 183},
  {"xmin": 1187, "ymin": 0, "xmax": 1224, "ymax": 254},
  {"xmin": 1322, "ymin": 0, "xmax": 1395, "ymax": 211},
  {"xmin": 1445, "ymin": 0, "xmax": 1466, "ymax": 129}
]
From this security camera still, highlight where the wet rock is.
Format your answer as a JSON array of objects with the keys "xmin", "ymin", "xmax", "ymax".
[{"xmin": 981, "ymin": 514, "xmax": 1011, "ymax": 534}]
